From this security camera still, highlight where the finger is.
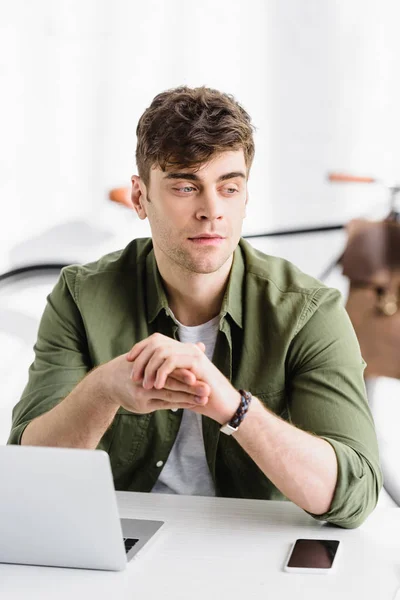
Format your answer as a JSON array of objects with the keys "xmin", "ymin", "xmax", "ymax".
[
  {"xmin": 154, "ymin": 354, "xmax": 202, "ymax": 390},
  {"xmin": 132, "ymin": 354, "xmax": 201, "ymax": 387},
  {"xmin": 126, "ymin": 333, "xmax": 167, "ymax": 362},
  {"xmin": 153, "ymin": 387, "xmax": 208, "ymax": 406},
  {"xmin": 126, "ymin": 338, "xmax": 148, "ymax": 363},
  {"xmin": 169, "ymin": 368, "xmax": 196, "ymax": 385},
  {"xmin": 144, "ymin": 343, "xmax": 204, "ymax": 388},
  {"xmin": 143, "ymin": 350, "xmax": 171, "ymax": 389},
  {"xmin": 169, "ymin": 370, "xmax": 209, "ymax": 395},
  {"xmin": 149, "ymin": 399, "xmax": 200, "ymax": 411},
  {"xmin": 196, "ymin": 342, "xmax": 206, "ymax": 353},
  {"xmin": 164, "ymin": 376, "xmax": 210, "ymax": 397},
  {"xmin": 131, "ymin": 344, "xmax": 167, "ymax": 383}
]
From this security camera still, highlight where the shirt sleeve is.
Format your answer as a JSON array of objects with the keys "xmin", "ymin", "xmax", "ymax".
[
  {"xmin": 286, "ymin": 287, "xmax": 383, "ymax": 529},
  {"xmin": 7, "ymin": 267, "xmax": 91, "ymax": 444}
]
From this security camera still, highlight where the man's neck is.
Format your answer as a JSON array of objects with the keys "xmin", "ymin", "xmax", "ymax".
[{"xmin": 156, "ymin": 255, "xmax": 233, "ymax": 327}]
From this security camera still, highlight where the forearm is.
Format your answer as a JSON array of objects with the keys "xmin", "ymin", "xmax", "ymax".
[
  {"xmin": 21, "ymin": 367, "xmax": 119, "ymax": 449},
  {"xmin": 233, "ymin": 397, "xmax": 338, "ymax": 515}
]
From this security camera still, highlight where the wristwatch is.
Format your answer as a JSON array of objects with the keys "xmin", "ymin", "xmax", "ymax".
[
  {"xmin": 220, "ymin": 390, "xmax": 252, "ymax": 436},
  {"xmin": 220, "ymin": 422, "xmax": 239, "ymax": 436}
]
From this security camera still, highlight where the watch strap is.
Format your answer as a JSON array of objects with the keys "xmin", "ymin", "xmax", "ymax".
[{"xmin": 220, "ymin": 390, "xmax": 252, "ymax": 435}]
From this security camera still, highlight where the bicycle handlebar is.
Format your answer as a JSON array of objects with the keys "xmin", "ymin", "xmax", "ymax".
[{"xmin": 327, "ymin": 172, "xmax": 376, "ymax": 184}]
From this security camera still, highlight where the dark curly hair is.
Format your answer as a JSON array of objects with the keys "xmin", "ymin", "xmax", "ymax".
[{"xmin": 135, "ymin": 86, "xmax": 255, "ymax": 186}]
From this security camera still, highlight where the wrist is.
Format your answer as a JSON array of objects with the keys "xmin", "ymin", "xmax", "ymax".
[
  {"xmin": 216, "ymin": 390, "xmax": 242, "ymax": 425},
  {"xmin": 232, "ymin": 398, "xmax": 271, "ymax": 441},
  {"xmin": 87, "ymin": 365, "xmax": 121, "ymax": 412},
  {"xmin": 219, "ymin": 390, "xmax": 253, "ymax": 435}
]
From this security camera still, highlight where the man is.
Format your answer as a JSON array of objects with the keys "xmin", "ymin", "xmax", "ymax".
[{"xmin": 9, "ymin": 86, "xmax": 382, "ymax": 528}]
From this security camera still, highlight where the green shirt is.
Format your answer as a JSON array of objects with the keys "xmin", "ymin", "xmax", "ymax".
[{"xmin": 8, "ymin": 238, "xmax": 382, "ymax": 528}]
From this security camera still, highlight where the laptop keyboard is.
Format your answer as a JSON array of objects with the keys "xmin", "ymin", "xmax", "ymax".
[{"xmin": 123, "ymin": 538, "xmax": 139, "ymax": 554}]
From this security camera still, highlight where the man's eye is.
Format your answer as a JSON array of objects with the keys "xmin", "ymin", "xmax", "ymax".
[
  {"xmin": 224, "ymin": 187, "xmax": 238, "ymax": 194},
  {"xmin": 175, "ymin": 186, "xmax": 196, "ymax": 193}
]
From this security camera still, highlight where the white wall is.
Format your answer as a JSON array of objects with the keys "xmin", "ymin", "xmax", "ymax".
[{"xmin": 2, "ymin": 0, "xmax": 400, "ymax": 275}]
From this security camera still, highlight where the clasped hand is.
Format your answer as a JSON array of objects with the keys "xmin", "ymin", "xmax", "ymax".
[{"xmin": 124, "ymin": 333, "xmax": 240, "ymax": 423}]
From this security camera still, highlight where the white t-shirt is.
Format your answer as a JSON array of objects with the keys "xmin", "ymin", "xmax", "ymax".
[{"xmin": 151, "ymin": 314, "xmax": 219, "ymax": 496}]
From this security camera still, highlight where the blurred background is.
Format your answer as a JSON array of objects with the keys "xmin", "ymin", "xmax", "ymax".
[
  {"xmin": 1, "ymin": 0, "xmax": 399, "ymax": 498},
  {"xmin": 3, "ymin": 0, "xmax": 400, "ymax": 270}
]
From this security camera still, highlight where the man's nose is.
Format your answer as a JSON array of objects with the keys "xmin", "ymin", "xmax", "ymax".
[{"xmin": 195, "ymin": 190, "xmax": 223, "ymax": 221}]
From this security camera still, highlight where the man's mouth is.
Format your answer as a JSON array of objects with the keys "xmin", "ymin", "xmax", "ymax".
[{"xmin": 188, "ymin": 234, "xmax": 225, "ymax": 245}]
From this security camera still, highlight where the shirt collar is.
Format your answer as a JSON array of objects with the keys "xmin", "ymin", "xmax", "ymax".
[
  {"xmin": 145, "ymin": 241, "xmax": 245, "ymax": 329},
  {"xmin": 146, "ymin": 249, "xmax": 169, "ymax": 324},
  {"xmin": 219, "ymin": 243, "xmax": 244, "ymax": 329}
]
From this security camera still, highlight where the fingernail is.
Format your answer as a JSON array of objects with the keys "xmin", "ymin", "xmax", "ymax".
[{"xmin": 194, "ymin": 396, "xmax": 205, "ymax": 404}]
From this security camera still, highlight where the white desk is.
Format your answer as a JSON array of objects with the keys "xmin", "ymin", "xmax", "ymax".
[{"xmin": 1, "ymin": 492, "xmax": 399, "ymax": 600}]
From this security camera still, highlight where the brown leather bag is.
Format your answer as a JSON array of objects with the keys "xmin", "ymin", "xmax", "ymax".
[{"xmin": 340, "ymin": 217, "xmax": 400, "ymax": 378}]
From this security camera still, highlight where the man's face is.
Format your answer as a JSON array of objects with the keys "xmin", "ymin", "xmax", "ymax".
[{"xmin": 138, "ymin": 150, "xmax": 248, "ymax": 275}]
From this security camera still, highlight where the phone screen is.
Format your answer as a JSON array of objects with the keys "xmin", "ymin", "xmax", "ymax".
[{"xmin": 287, "ymin": 539, "xmax": 340, "ymax": 569}]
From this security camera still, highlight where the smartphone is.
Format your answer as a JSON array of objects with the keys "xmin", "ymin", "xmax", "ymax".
[{"xmin": 283, "ymin": 539, "xmax": 341, "ymax": 574}]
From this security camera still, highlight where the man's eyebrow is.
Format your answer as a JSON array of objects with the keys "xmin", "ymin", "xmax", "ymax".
[
  {"xmin": 217, "ymin": 171, "xmax": 246, "ymax": 182},
  {"xmin": 163, "ymin": 171, "xmax": 246, "ymax": 182},
  {"xmin": 163, "ymin": 172, "xmax": 200, "ymax": 181}
]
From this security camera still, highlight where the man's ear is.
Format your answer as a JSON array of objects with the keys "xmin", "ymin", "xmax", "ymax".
[{"xmin": 131, "ymin": 175, "xmax": 148, "ymax": 220}]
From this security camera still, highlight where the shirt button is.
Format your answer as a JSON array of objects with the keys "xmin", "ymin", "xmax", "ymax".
[
  {"xmin": 171, "ymin": 408, "xmax": 178, "ymax": 412},
  {"xmin": 156, "ymin": 460, "xmax": 164, "ymax": 468}
]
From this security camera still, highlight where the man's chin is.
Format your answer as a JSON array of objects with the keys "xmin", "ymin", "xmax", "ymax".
[{"xmin": 183, "ymin": 254, "xmax": 232, "ymax": 275}]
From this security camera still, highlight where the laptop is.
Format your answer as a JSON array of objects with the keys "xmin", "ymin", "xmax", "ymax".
[{"xmin": 0, "ymin": 445, "xmax": 164, "ymax": 571}]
